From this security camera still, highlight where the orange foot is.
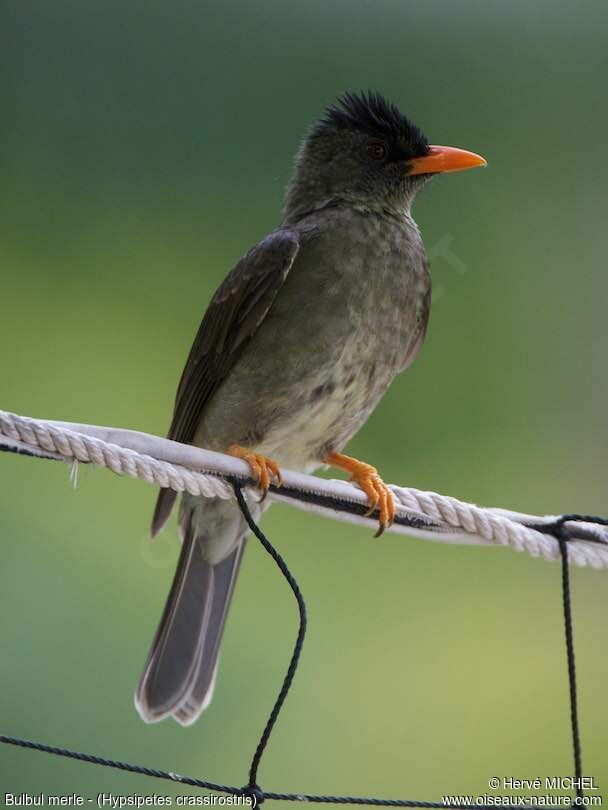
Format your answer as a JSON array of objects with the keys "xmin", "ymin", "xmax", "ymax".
[
  {"xmin": 325, "ymin": 451, "xmax": 396, "ymax": 537},
  {"xmin": 228, "ymin": 444, "xmax": 282, "ymax": 501}
]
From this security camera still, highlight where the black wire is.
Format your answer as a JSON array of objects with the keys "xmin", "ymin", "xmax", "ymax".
[
  {"xmin": 263, "ymin": 793, "xmax": 508, "ymax": 808},
  {"xmin": 232, "ymin": 481, "xmax": 308, "ymax": 795},
  {"xmin": 530, "ymin": 513, "xmax": 608, "ymax": 546},
  {"xmin": 554, "ymin": 525, "xmax": 584, "ymax": 802},
  {"xmin": 556, "ymin": 513, "xmax": 608, "ymax": 528},
  {"xmin": 0, "ymin": 734, "xmax": 242, "ymax": 795},
  {"xmin": 268, "ymin": 483, "xmax": 439, "ymax": 533},
  {"xmin": 0, "ymin": 734, "xmax": 519, "ymax": 809}
]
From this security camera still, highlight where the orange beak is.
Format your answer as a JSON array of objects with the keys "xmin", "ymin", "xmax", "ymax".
[{"xmin": 408, "ymin": 145, "xmax": 487, "ymax": 176}]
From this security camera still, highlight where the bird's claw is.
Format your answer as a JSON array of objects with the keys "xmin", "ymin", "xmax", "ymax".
[
  {"xmin": 228, "ymin": 444, "xmax": 282, "ymax": 501},
  {"xmin": 354, "ymin": 465, "xmax": 395, "ymax": 537},
  {"xmin": 325, "ymin": 452, "xmax": 395, "ymax": 536}
]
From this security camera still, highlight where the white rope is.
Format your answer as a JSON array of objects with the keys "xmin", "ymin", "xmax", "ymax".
[{"xmin": 1, "ymin": 408, "xmax": 607, "ymax": 569}]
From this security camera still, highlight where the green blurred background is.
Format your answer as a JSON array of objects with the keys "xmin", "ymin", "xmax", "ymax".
[{"xmin": 1, "ymin": 0, "xmax": 607, "ymax": 802}]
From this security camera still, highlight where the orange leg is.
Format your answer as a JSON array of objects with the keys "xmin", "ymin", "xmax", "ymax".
[
  {"xmin": 228, "ymin": 444, "xmax": 282, "ymax": 501},
  {"xmin": 325, "ymin": 451, "xmax": 396, "ymax": 537}
]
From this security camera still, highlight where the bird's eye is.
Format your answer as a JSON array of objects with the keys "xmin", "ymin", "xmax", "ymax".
[{"xmin": 367, "ymin": 142, "xmax": 387, "ymax": 161}]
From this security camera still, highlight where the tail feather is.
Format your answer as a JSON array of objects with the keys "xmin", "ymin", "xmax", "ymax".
[
  {"xmin": 151, "ymin": 488, "xmax": 178, "ymax": 539},
  {"xmin": 173, "ymin": 542, "xmax": 246, "ymax": 726},
  {"xmin": 135, "ymin": 499, "xmax": 247, "ymax": 724}
]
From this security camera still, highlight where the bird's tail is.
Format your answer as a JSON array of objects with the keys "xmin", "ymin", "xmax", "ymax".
[{"xmin": 135, "ymin": 497, "xmax": 247, "ymax": 726}]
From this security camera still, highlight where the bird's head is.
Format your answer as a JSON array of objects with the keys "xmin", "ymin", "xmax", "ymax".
[{"xmin": 283, "ymin": 91, "xmax": 486, "ymax": 221}]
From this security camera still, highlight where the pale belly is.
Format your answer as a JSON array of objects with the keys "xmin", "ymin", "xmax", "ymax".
[
  {"xmin": 196, "ymin": 307, "xmax": 411, "ymax": 473},
  {"xmin": 253, "ymin": 344, "xmax": 391, "ymax": 471}
]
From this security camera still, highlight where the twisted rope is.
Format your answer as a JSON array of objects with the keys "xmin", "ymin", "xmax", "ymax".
[{"xmin": 1, "ymin": 409, "xmax": 607, "ymax": 568}]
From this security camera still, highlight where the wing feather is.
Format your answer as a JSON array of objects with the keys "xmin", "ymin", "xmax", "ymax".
[
  {"xmin": 169, "ymin": 229, "xmax": 300, "ymax": 445},
  {"xmin": 151, "ymin": 229, "xmax": 300, "ymax": 537}
]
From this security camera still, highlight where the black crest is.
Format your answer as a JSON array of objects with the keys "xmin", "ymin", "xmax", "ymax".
[{"xmin": 314, "ymin": 91, "xmax": 429, "ymax": 156}]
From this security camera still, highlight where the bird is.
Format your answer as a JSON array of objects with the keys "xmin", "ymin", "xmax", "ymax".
[{"xmin": 135, "ymin": 91, "xmax": 486, "ymax": 726}]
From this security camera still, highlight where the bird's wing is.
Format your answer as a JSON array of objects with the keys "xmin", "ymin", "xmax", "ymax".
[
  {"xmin": 151, "ymin": 229, "xmax": 300, "ymax": 537},
  {"xmin": 168, "ymin": 228, "xmax": 300, "ymax": 446},
  {"xmin": 400, "ymin": 279, "xmax": 431, "ymax": 372}
]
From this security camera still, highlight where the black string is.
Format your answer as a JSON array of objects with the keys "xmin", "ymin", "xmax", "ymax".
[
  {"xmin": 552, "ymin": 521, "xmax": 584, "ymax": 802},
  {"xmin": 0, "ymin": 732, "xmax": 517, "ymax": 808},
  {"xmin": 232, "ymin": 481, "xmax": 308, "ymax": 797},
  {"xmin": 0, "ymin": 734, "xmax": 242, "ymax": 795},
  {"xmin": 1, "ymin": 508, "xmax": 601, "ymax": 807},
  {"xmin": 0, "ymin": 731, "xmax": 504, "ymax": 809},
  {"xmin": 262, "ymin": 794, "xmax": 496, "ymax": 807},
  {"xmin": 555, "ymin": 513, "xmax": 608, "ymax": 529},
  {"xmin": 266, "ymin": 482, "xmax": 439, "ymax": 533},
  {"xmin": 530, "ymin": 513, "xmax": 608, "ymax": 546}
]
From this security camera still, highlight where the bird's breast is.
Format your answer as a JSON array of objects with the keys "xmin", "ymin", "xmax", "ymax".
[{"xmin": 198, "ymin": 208, "xmax": 430, "ymax": 470}]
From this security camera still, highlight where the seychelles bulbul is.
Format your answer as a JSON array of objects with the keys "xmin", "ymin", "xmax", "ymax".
[{"xmin": 135, "ymin": 91, "xmax": 486, "ymax": 725}]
